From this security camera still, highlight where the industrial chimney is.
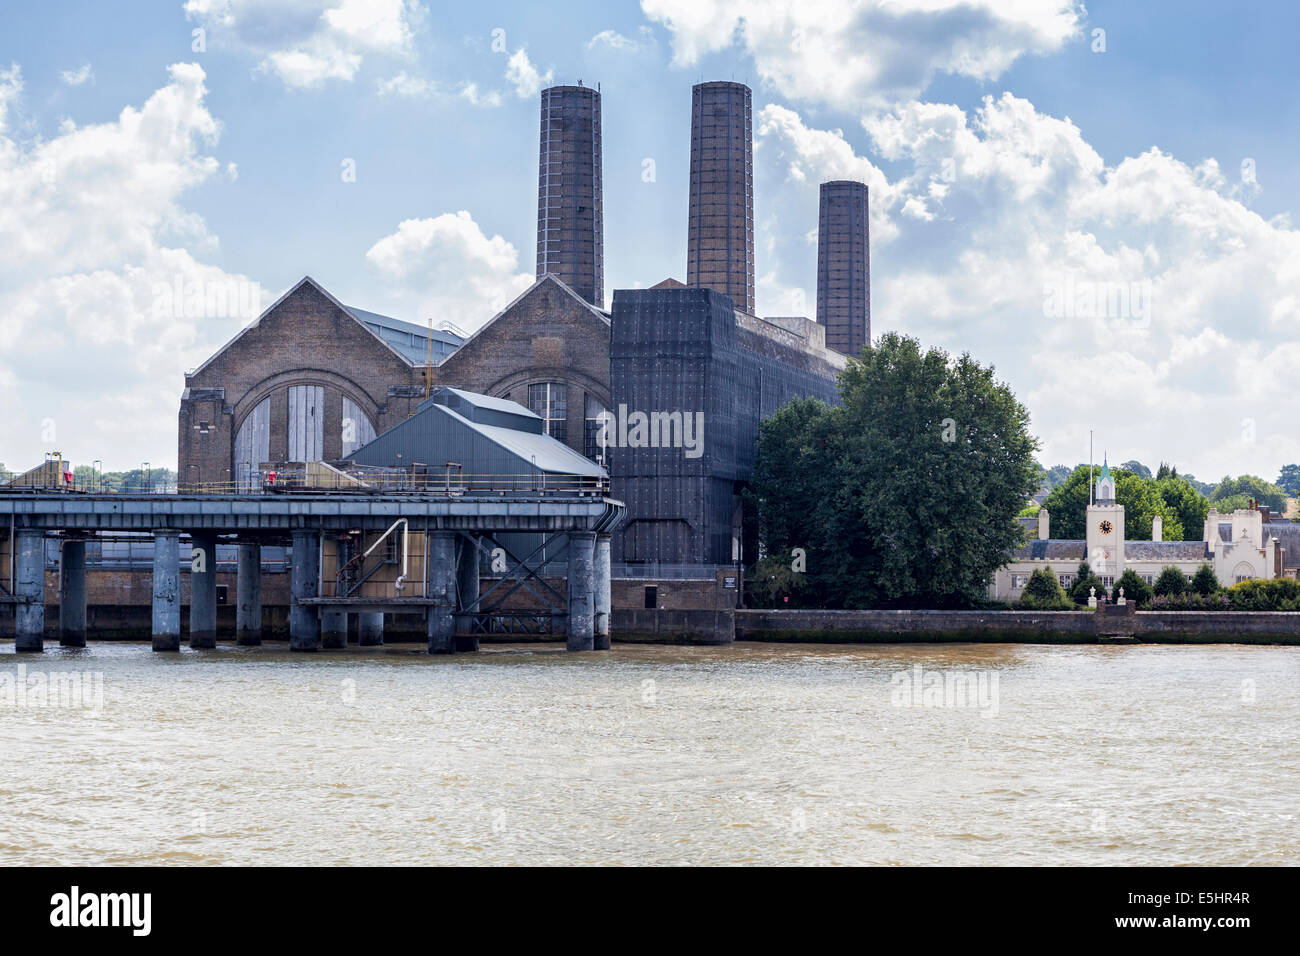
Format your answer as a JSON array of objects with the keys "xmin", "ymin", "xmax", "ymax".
[
  {"xmin": 536, "ymin": 84, "xmax": 603, "ymax": 308},
  {"xmin": 686, "ymin": 81, "xmax": 754, "ymax": 314},
  {"xmin": 816, "ymin": 180, "xmax": 871, "ymax": 356}
]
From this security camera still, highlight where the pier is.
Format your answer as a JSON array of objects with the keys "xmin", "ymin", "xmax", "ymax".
[{"xmin": 0, "ymin": 486, "xmax": 622, "ymax": 654}]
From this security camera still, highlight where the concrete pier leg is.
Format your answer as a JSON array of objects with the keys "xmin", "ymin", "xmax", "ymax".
[
  {"xmin": 321, "ymin": 610, "xmax": 347, "ymax": 649},
  {"xmin": 14, "ymin": 529, "xmax": 45, "ymax": 653},
  {"xmin": 59, "ymin": 538, "xmax": 87, "ymax": 648},
  {"xmin": 152, "ymin": 530, "xmax": 181, "ymax": 652},
  {"xmin": 593, "ymin": 534, "xmax": 611, "ymax": 650},
  {"xmin": 455, "ymin": 535, "xmax": 480, "ymax": 653},
  {"xmin": 290, "ymin": 530, "xmax": 321, "ymax": 652},
  {"xmin": 358, "ymin": 611, "xmax": 384, "ymax": 647},
  {"xmin": 426, "ymin": 531, "xmax": 456, "ymax": 654},
  {"xmin": 236, "ymin": 541, "xmax": 262, "ymax": 646},
  {"xmin": 567, "ymin": 531, "xmax": 596, "ymax": 652},
  {"xmin": 188, "ymin": 533, "xmax": 218, "ymax": 649}
]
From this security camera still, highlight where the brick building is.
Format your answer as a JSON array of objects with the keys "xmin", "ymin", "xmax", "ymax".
[{"xmin": 178, "ymin": 273, "xmax": 611, "ymax": 487}]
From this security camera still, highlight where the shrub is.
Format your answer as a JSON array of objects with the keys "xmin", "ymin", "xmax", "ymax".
[
  {"xmin": 1069, "ymin": 561, "xmax": 1106, "ymax": 604},
  {"xmin": 1190, "ymin": 563, "xmax": 1220, "ymax": 596},
  {"xmin": 1225, "ymin": 578, "xmax": 1300, "ymax": 611},
  {"xmin": 1114, "ymin": 569, "xmax": 1154, "ymax": 608},
  {"xmin": 1153, "ymin": 565, "xmax": 1189, "ymax": 597},
  {"xmin": 1019, "ymin": 567, "xmax": 1075, "ymax": 609},
  {"xmin": 1150, "ymin": 592, "xmax": 1231, "ymax": 611}
]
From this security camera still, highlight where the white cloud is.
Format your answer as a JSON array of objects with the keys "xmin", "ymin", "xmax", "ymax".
[
  {"xmin": 458, "ymin": 82, "xmax": 501, "ymax": 108},
  {"xmin": 505, "ymin": 48, "xmax": 552, "ymax": 99},
  {"xmin": 0, "ymin": 62, "xmax": 264, "ymax": 471},
  {"xmin": 364, "ymin": 211, "xmax": 534, "ymax": 333},
  {"xmin": 60, "ymin": 63, "xmax": 94, "ymax": 86},
  {"xmin": 642, "ymin": 0, "xmax": 1083, "ymax": 108},
  {"xmin": 864, "ymin": 93, "xmax": 1298, "ymax": 477},
  {"xmin": 377, "ymin": 71, "xmax": 436, "ymax": 97},
  {"xmin": 184, "ymin": 0, "xmax": 424, "ymax": 89},
  {"xmin": 0, "ymin": 62, "xmax": 20, "ymax": 131},
  {"xmin": 587, "ymin": 27, "xmax": 657, "ymax": 54}
]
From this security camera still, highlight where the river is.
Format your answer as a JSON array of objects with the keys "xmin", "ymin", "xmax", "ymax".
[{"xmin": 1, "ymin": 641, "xmax": 1295, "ymax": 865}]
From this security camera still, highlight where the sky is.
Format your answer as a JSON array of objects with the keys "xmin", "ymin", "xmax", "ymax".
[{"xmin": 0, "ymin": 0, "xmax": 1297, "ymax": 485}]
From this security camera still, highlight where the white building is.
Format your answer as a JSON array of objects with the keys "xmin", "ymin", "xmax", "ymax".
[{"xmin": 991, "ymin": 460, "xmax": 1293, "ymax": 601}]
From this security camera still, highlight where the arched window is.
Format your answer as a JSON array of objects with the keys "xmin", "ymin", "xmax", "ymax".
[
  {"xmin": 528, "ymin": 382, "xmax": 567, "ymax": 444},
  {"xmin": 341, "ymin": 396, "xmax": 376, "ymax": 457},
  {"xmin": 233, "ymin": 397, "xmax": 270, "ymax": 491},
  {"xmin": 584, "ymin": 393, "xmax": 608, "ymax": 461}
]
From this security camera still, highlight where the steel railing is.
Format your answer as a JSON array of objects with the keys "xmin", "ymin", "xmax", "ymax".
[{"xmin": 1, "ymin": 469, "xmax": 610, "ymax": 497}]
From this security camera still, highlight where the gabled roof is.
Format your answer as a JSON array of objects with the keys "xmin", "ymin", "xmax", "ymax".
[
  {"xmin": 188, "ymin": 275, "xmax": 437, "ymax": 378},
  {"xmin": 442, "ymin": 273, "xmax": 610, "ymax": 361}
]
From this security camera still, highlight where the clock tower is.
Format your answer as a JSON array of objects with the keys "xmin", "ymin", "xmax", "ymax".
[{"xmin": 1086, "ymin": 459, "xmax": 1125, "ymax": 582}]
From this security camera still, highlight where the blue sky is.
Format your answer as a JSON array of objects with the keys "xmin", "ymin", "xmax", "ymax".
[{"xmin": 1, "ymin": 0, "xmax": 1298, "ymax": 484}]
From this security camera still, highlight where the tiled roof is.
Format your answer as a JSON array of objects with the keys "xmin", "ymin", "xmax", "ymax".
[
  {"xmin": 1125, "ymin": 541, "xmax": 1209, "ymax": 561},
  {"xmin": 1012, "ymin": 539, "xmax": 1086, "ymax": 561}
]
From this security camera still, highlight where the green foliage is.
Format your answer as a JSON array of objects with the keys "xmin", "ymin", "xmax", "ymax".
[
  {"xmin": 1041, "ymin": 465, "xmax": 1190, "ymax": 540},
  {"xmin": 1018, "ymin": 502, "xmax": 1040, "ymax": 520},
  {"xmin": 1069, "ymin": 561, "xmax": 1105, "ymax": 604},
  {"xmin": 1039, "ymin": 463, "xmax": 1076, "ymax": 490},
  {"xmin": 749, "ymin": 333, "xmax": 1040, "ymax": 609},
  {"xmin": 1209, "ymin": 475, "xmax": 1289, "ymax": 513},
  {"xmin": 1153, "ymin": 565, "xmax": 1189, "ymax": 597},
  {"xmin": 1191, "ymin": 563, "xmax": 1220, "ymax": 596},
  {"xmin": 1278, "ymin": 464, "xmax": 1300, "ymax": 497},
  {"xmin": 1114, "ymin": 569, "xmax": 1154, "ymax": 607},
  {"xmin": 746, "ymin": 554, "xmax": 810, "ymax": 608},
  {"xmin": 1224, "ymin": 578, "xmax": 1300, "ymax": 611},
  {"xmin": 1019, "ymin": 567, "xmax": 1074, "ymax": 609},
  {"xmin": 1120, "ymin": 460, "xmax": 1152, "ymax": 480}
]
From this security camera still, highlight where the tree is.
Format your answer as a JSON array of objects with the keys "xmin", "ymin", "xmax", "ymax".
[
  {"xmin": 1020, "ymin": 568, "xmax": 1072, "ymax": 609},
  {"xmin": 1155, "ymin": 474, "xmax": 1209, "ymax": 540},
  {"xmin": 1040, "ymin": 466, "xmax": 1184, "ymax": 540},
  {"xmin": 1114, "ymin": 569, "xmax": 1153, "ymax": 607},
  {"xmin": 1153, "ymin": 565, "xmax": 1189, "ymax": 597},
  {"xmin": 1121, "ymin": 460, "xmax": 1152, "ymax": 480},
  {"xmin": 1209, "ymin": 475, "xmax": 1288, "ymax": 513},
  {"xmin": 1277, "ymin": 464, "xmax": 1300, "ymax": 497},
  {"xmin": 1069, "ymin": 561, "xmax": 1105, "ymax": 604},
  {"xmin": 746, "ymin": 554, "xmax": 810, "ymax": 608},
  {"xmin": 749, "ymin": 333, "xmax": 1040, "ymax": 608},
  {"xmin": 1040, "ymin": 463, "xmax": 1075, "ymax": 490},
  {"xmin": 1191, "ymin": 563, "xmax": 1220, "ymax": 596}
]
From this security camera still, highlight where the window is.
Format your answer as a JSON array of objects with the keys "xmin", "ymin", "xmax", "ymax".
[
  {"xmin": 1101, "ymin": 576, "xmax": 1115, "ymax": 587},
  {"xmin": 644, "ymin": 585, "xmax": 658, "ymax": 609},
  {"xmin": 1142, "ymin": 574, "xmax": 1154, "ymax": 585},
  {"xmin": 1059, "ymin": 574, "xmax": 1075, "ymax": 588},
  {"xmin": 233, "ymin": 396, "xmax": 270, "ymax": 491},
  {"xmin": 288, "ymin": 385, "xmax": 324, "ymax": 461},
  {"xmin": 1011, "ymin": 574, "xmax": 1028, "ymax": 589},
  {"xmin": 341, "ymin": 397, "xmax": 376, "ymax": 457},
  {"xmin": 528, "ymin": 383, "xmax": 567, "ymax": 445},
  {"xmin": 584, "ymin": 394, "xmax": 608, "ymax": 461}
]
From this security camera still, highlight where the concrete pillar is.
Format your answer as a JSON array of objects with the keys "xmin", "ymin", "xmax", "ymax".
[
  {"xmin": 152, "ymin": 530, "xmax": 181, "ymax": 652},
  {"xmin": 14, "ymin": 529, "xmax": 45, "ymax": 653},
  {"xmin": 358, "ymin": 611, "xmax": 384, "ymax": 647},
  {"xmin": 455, "ymin": 535, "xmax": 480, "ymax": 652},
  {"xmin": 321, "ymin": 610, "xmax": 347, "ymax": 649},
  {"xmin": 426, "ymin": 531, "xmax": 456, "ymax": 654},
  {"xmin": 236, "ymin": 541, "xmax": 262, "ymax": 646},
  {"xmin": 290, "ymin": 530, "xmax": 321, "ymax": 652},
  {"xmin": 594, "ymin": 534, "xmax": 611, "ymax": 650},
  {"xmin": 188, "ymin": 532, "xmax": 218, "ymax": 649},
  {"xmin": 59, "ymin": 538, "xmax": 87, "ymax": 648},
  {"xmin": 567, "ymin": 531, "xmax": 596, "ymax": 652}
]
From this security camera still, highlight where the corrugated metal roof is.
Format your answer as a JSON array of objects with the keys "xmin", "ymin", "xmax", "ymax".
[{"xmin": 440, "ymin": 406, "xmax": 604, "ymax": 477}]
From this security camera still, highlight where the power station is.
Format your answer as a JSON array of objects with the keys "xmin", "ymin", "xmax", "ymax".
[{"xmin": 6, "ymin": 79, "xmax": 873, "ymax": 648}]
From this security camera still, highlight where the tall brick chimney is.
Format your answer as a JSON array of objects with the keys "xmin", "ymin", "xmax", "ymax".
[
  {"xmin": 816, "ymin": 180, "xmax": 870, "ymax": 356},
  {"xmin": 537, "ymin": 84, "xmax": 603, "ymax": 308}
]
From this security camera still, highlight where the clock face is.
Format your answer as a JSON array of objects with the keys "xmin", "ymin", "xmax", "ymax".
[{"xmin": 1098, "ymin": 520, "xmax": 1114, "ymax": 535}]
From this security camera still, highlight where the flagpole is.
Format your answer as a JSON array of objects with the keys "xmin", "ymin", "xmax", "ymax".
[{"xmin": 1089, "ymin": 430, "xmax": 1094, "ymax": 506}]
